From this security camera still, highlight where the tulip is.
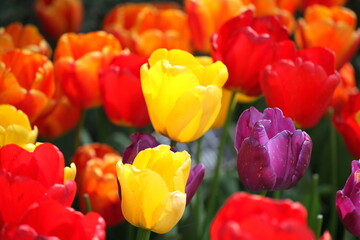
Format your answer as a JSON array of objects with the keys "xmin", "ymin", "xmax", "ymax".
[
  {"xmin": 0, "ymin": 199, "xmax": 106, "ymax": 240},
  {"xmin": 0, "ymin": 22, "xmax": 51, "ymax": 57},
  {"xmin": 123, "ymin": 132, "xmax": 205, "ymax": 204},
  {"xmin": 34, "ymin": 91, "xmax": 81, "ymax": 139},
  {"xmin": 210, "ymin": 192, "xmax": 317, "ymax": 240},
  {"xmin": 295, "ymin": 5, "xmax": 360, "ymax": 69},
  {"xmin": 185, "ymin": 0, "xmax": 245, "ymax": 53},
  {"xmin": 333, "ymin": 93, "xmax": 360, "ymax": 158},
  {"xmin": 234, "ymin": 107, "xmax": 312, "ymax": 191},
  {"xmin": 54, "ymin": 31, "xmax": 122, "ymax": 109},
  {"xmin": 211, "ymin": 10, "xmax": 292, "ymax": 96},
  {"xmin": 260, "ymin": 45, "xmax": 340, "ymax": 128},
  {"xmin": 275, "ymin": 0, "xmax": 300, "ymax": 13},
  {"xmin": 116, "ymin": 145, "xmax": 191, "ymax": 234},
  {"xmin": 100, "ymin": 52, "xmax": 150, "ymax": 128},
  {"xmin": 329, "ymin": 63, "xmax": 358, "ymax": 115},
  {"xmin": 336, "ymin": 160, "xmax": 360, "ymax": 237},
  {"xmin": 141, "ymin": 48, "xmax": 227, "ymax": 142},
  {"xmin": 103, "ymin": 3, "xmax": 192, "ymax": 56},
  {"xmin": 34, "ymin": 0, "xmax": 84, "ymax": 40},
  {"xmin": 72, "ymin": 143, "xmax": 124, "ymax": 227},
  {"xmin": 0, "ymin": 49, "xmax": 55, "ymax": 122},
  {"xmin": 299, "ymin": 0, "xmax": 347, "ymax": 10},
  {"xmin": 0, "ymin": 104, "xmax": 38, "ymax": 149}
]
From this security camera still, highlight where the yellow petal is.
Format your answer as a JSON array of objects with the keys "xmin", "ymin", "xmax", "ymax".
[
  {"xmin": 0, "ymin": 104, "xmax": 32, "ymax": 130},
  {"xmin": 64, "ymin": 162, "xmax": 77, "ymax": 182},
  {"xmin": 167, "ymin": 85, "xmax": 222, "ymax": 142}
]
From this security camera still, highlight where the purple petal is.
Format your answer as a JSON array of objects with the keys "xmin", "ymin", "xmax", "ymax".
[
  {"xmin": 262, "ymin": 107, "xmax": 296, "ymax": 138},
  {"xmin": 237, "ymin": 137, "xmax": 276, "ymax": 191},
  {"xmin": 122, "ymin": 133, "xmax": 159, "ymax": 164},
  {"xmin": 234, "ymin": 107, "xmax": 262, "ymax": 152},
  {"xmin": 185, "ymin": 164, "xmax": 205, "ymax": 205}
]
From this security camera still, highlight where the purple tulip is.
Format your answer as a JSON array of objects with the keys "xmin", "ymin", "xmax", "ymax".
[
  {"xmin": 336, "ymin": 160, "xmax": 360, "ymax": 237},
  {"xmin": 234, "ymin": 107, "xmax": 312, "ymax": 191},
  {"xmin": 122, "ymin": 132, "xmax": 205, "ymax": 204}
]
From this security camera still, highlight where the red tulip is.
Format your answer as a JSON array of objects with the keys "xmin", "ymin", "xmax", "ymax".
[
  {"xmin": 210, "ymin": 192, "xmax": 316, "ymax": 240},
  {"xmin": 100, "ymin": 52, "xmax": 150, "ymax": 127},
  {"xmin": 333, "ymin": 93, "xmax": 360, "ymax": 158},
  {"xmin": 1, "ymin": 199, "xmax": 105, "ymax": 240},
  {"xmin": 211, "ymin": 10, "xmax": 292, "ymax": 96},
  {"xmin": 261, "ymin": 46, "xmax": 340, "ymax": 128}
]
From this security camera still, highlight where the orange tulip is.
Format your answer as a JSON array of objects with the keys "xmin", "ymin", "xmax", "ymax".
[
  {"xmin": 185, "ymin": 0, "xmax": 246, "ymax": 53},
  {"xmin": 0, "ymin": 49, "xmax": 55, "ymax": 122},
  {"xmin": 34, "ymin": 91, "xmax": 81, "ymax": 139},
  {"xmin": 72, "ymin": 143, "xmax": 124, "ymax": 227},
  {"xmin": 295, "ymin": 5, "xmax": 360, "ymax": 69},
  {"xmin": 299, "ymin": 0, "xmax": 347, "ymax": 10},
  {"xmin": 34, "ymin": 0, "xmax": 84, "ymax": 39},
  {"xmin": 329, "ymin": 62, "xmax": 358, "ymax": 115},
  {"xmin": 0, "ymin": 22, "xmax": 51, "ymax": 57},
  {"xmin": 275, "ymin": 0, "xmax": 300, "ymax": 13},
  {"xmin": 103, "ymin": 3, "xmax": 192, "ymax": 56},
  {"xmin": 248, "ymin": 0, "xmax": 296, "ymax": 32},
  {"xmin": 54, "ymin": 31, "xmax": 122, "ymax": 109}
]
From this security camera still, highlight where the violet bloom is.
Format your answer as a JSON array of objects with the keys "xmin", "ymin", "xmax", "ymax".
[
  {"xmin": 336, "ymin": 160, "xmax": 360, "ymax": 237},
  {"xmin": 234, "ymin": 107, "xmax": 312, "ymax": 191},
  {"xmin": 123, "ymin": 132, "xmax": 205, "ymax": 204}
]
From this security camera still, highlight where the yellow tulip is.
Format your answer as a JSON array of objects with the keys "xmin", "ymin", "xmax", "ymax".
[
  {"xmin": 141, "ymin": 48, "xmax": 228, "ymax": 142},
  {"xmin": 116, "ymin": 145, "xmax": 191, "ymax": 234},
  {"xmin": 64, "ymin": 162, "xmax": 77, "ymax": 183},
  {"xmin": 0, "ymin": 104, "xmax": 38, "ymax": 148}
]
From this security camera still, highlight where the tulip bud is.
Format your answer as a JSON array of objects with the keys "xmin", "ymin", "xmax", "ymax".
[
  {"xmin": 336, "ymin": 160, "xmax": 360, "ymax": 237},
  {"xmin": 234, "ymin": 107, "xmax": 312, "ymax": 191}
]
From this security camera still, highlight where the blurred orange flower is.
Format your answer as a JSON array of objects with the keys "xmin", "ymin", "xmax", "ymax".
[
  {"xmin": 34, "ymin": 0, "xmax": 84, "ymax": 40},
  {"xmin": 72, "ymin": 143, "xmax": 124, "ymax": 227},
  {"xmin": 54, "ymin": 31, "xmax": 122, "ymax": 109},
  {"xmin": 299, "ymin": 0, "xmax": 347, "ymax": 10},
  {"xmin": 103, "ymin": 3, "xmax": 192, "ymax": 56},
  {"xmin": 185, "ymin": 0, "xmax": 245, "ymax": 53},
  {"xmin": 275, "ymin": 0, "xmax": 300, "ymax": 13},
  {"xmin": 0, "ymin": 22, "xmax": 51, "ymax": 57},
  {"xmin": 34, "ymin": 89, "xmax": 81, "ymax": 139},
  {"xmin": 295, "ymin": 5, "xmax": 360, "ymax": 69},
  {"xmin": 0, "ymin": 49, "xmax": 55, "ymax": 122},
  {"xmin": 329, "ymin": 62, "xmax": 358, "ymax": 115}
]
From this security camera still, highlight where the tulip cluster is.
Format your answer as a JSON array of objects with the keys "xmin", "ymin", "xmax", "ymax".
[{"xmin": 0, "ymin": 0, "xmax": 359, "ymax": 239}]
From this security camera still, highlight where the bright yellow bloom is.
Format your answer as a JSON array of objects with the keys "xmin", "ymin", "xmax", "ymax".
[
  {"xmin": 141, "ymin": 48, "xmax": 228, "ymax": 142},
  {"xmin": 0, "ymin": 104, "xmax": 38, "ymax": 148},
  {"xmin": 64, "ymin": 162, "xmax": 77, "ymax": 183},
  {"xmin": 116, "ymin": 145, "xmax": 191, "ymax": 234}
]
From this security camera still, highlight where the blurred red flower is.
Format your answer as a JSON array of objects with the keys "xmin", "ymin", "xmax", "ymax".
[
  {"xmin": 35, "ymin": 0, "xmax": 84, "ymax": 40},
  {"xmin": 333, "ymin": 93, "xmax": 360, "ymax": 158},
  {"xmin": 0, "ymin": 49, "xmax": 55, "ymax": 123},
  {"xmin": 100, "ymin": 52, "xmax": 150, "ymax": 128},
  {"xmin": 72, "ymin": 143, "xmax": 124, "ymax": 227},
  {"xmin": 210, "ymin": 192, "xmax": 316, "ymax": 240}
]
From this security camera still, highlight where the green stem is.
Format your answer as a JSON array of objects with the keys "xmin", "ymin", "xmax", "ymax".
[
  {"xmin": 272, "ymin": 190, "xmax": 281, "ymax": 199},
  {"xmin": 308, "ymin": 173, "xmax": 319, "ymax": 231},
  {"xmin": 126, "ymin": 224, "xmax": 136, "ymax": 240},
  {"xmin": 260, "ymin": 190, "xmax": 268, "ymax": 197},
  {"xmin": 74, "ymin": 110, "xmax": 86, "ymax": 150},
  {"xmin": 195, "ymin": 137, "xmax": 203, "ymax": 239},
  {"xmin": 203, "ymin": 91, "xmax": 237, "ymax": 238},
  {"xmin": 84, "ymin": 193, "xmax": 92, "ymax": 213},
  {"xmin": 136, "ymin": 228, "xmax": 151, "ymax": 240},
  {"xmin": 315, "ymin": 214, "xmax": 323, "ymax": 239},
  {"xmin": 170, "ymin": 139, "xmax": 177, "ymax": 148},
  {"xmin": 329, "ymin": 118, "xmax": 338, "ymax": 237}
]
